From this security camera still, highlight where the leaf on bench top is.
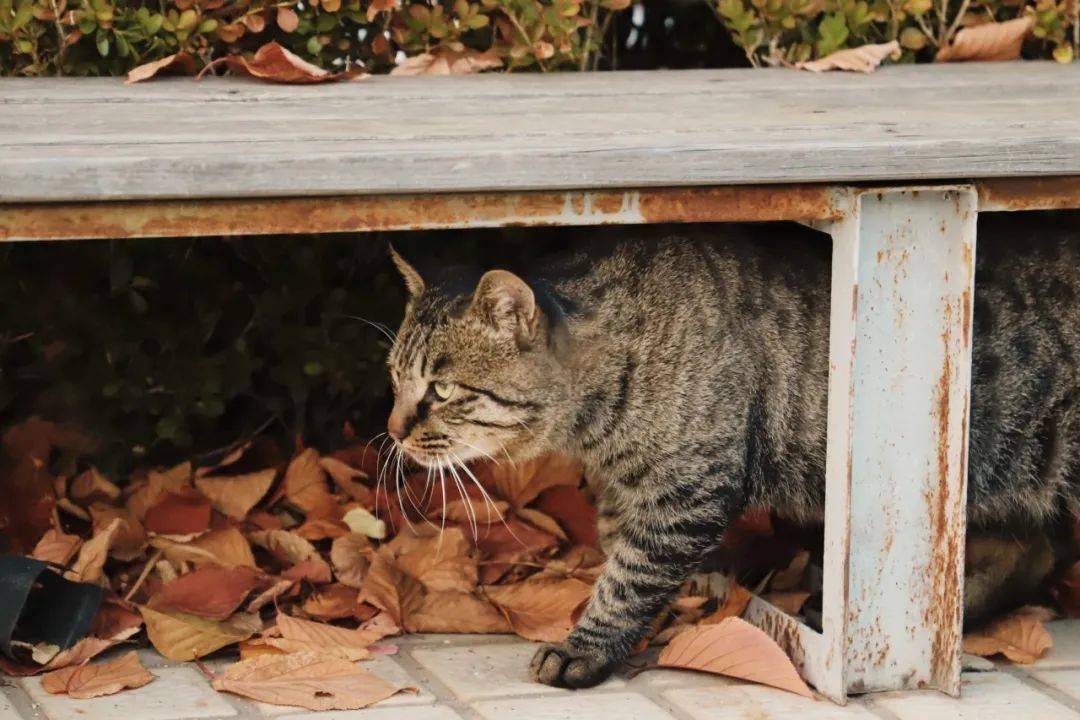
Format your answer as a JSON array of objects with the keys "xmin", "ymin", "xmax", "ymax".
[
  {"xmin": 796, "ymin": 41, "xmax": 900, "ymax": 74},
  {"xmin": 935, "ymin": 16, "xmax": 1035, "ymax": 63}
]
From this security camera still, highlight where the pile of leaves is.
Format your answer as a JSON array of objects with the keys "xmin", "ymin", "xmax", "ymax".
[{"xmin": 2, "ymin": 415, "xmax": 1078, "ymax": 709}]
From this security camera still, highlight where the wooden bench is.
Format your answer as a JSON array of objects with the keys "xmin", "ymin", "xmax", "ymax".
[{"xmin": 4, "ymin": 62, "xmax": 1080, "ymax": 703}]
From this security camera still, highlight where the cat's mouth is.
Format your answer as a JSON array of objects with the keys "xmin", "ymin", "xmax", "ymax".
[{"xmin": 396, "ymin": 440, "xmax": 482, "ymax": 470}]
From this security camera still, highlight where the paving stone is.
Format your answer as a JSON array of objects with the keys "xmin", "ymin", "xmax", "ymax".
[
  {"xmin": 0, "ymin": 691, "xmax": 19, "ymax": 719},
  {"xmin": 1033, "ymin": 620, "xmax": 1080, "ymax": 669},
  {"xmin": 874, "ymin": 671, "xmax": 1079, "ymax": 720},
  {"xmin": 664, "ymin": 684, "xmax": 879, "ymax": 719},
  {"xmin": 20, "ymin": 667, "xmax": 237, "ymax": 720},
  {"xmin": 410, "ymin": 642, "xmax": 624, "ymax": 701},
  {"xmin": 1028, "ymin": 668, "xmax": 1080, "ymax": 702},
  {"xmin": 267, "ymin": 705, "xmax": 463, "ymax": 720},
  {"xmin": 473, "ymin": 692, "xmax": 674, "ymax": 720},
  {"xmin": 625, "ymin": 667, "xmax": 741, "ymax": 690},
  {"xmin": 255, "ymin": 655, "xmax": 434, "ymax": 716}
]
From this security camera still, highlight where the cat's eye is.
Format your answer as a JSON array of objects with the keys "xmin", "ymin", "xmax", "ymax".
[{"xmin": 433, "ymin": 381, "xmax": 455, "ymax": 401}]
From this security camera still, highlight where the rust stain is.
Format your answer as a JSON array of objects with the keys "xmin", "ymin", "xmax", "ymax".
[
  {"xmin": 0, "ymin": 185, "xmax": 842, "ymax": 242},
  {"xmin": 753, "ymin": 605, "xmax": 807, "ymax": 672},
  {"xmin": 978, "ymin": 176, "xmax": 1080, "ymax": 212}
]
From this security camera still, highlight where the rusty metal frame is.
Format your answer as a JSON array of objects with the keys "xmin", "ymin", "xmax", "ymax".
[{"xmin": 2, "ymin": 175, "xmax": 1078, "ymax": 704}]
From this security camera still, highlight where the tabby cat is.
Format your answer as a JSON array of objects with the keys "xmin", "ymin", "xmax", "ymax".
[{"xmin": 385, "ymin": 214, "xmax": 1080, "ymax": 689}]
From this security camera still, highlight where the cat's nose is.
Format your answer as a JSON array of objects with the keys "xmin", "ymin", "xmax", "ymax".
[{"xmin": 387, "ymin": 410, "xmax": 409, "ymax": 442}]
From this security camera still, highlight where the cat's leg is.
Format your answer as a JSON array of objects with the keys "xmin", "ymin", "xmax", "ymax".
[{"xmin": 530, "ymin": 477, "xmax": 740, "ymax": 688}]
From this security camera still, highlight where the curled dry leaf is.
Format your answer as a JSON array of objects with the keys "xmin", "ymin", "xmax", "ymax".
[
  {"xmin": 295, "ymin": 518, "xmax": 351, "ymax": 541},
  {"xmin": 282, "ymin": 557, "xmax": 333, "ymax": 585},
  {"xmin": 796, "ymin": 40, "xmax": 900, "ymax": 73},
  {"xmin": 483, "ymin": 576, "xmax": 591, "ymax": 642},
  {"xmin": 320, "ymin": 456, "xmax": 374, "ymax": 505},
  {"xmin": 359, "ymin": 548, "xmax": 424, "ymax": 627},
  {"xmin": 194, "ymin": 468, "xmax": 276, "ymax": 521},
  {"xmin": 770, "ymin": 550, "xmax": 809, "ymax": 592},
  {"xmin": 42, "ymin": 651, "xmax": 153, "ymax": 699},
  {"xmin": 203, "ymin": 42, "xmax": 367, "ymax": 84},
  {"xmin": 247, "ymin": 579, "xmax": 296, "ymax": 613},
  {"xmin": 275, "ymin": 611, "xmax": 393, "ymax": 657},
  {"xmin": 90, "ymin": 506, "xmax": 147, "ymax": 562},
  {"xmin": 391, "ymin": 46, "xmax": 503, "ymax": 76},
  {"xmin": 68, "ymin": 517, "xmax": 120, "ymax": 584},
  {"xmin": 330, "ymin": 534, "xmax": 373, "ymax": 589},
  {"xmin": 125, "ymin": 52, "xmax": 197, "ymax": 84},
  {"xmin": 126, "ymin": 463, "xmax": 192, "ymax": 520},
  {"xmin": 533, "ymin": 485, "xmax": 598, "ymax": 547},
  {"xmin": 249, "ymin": 529, "xmax": 319, "ymax": 566},
  {"xmin": 302, "ymin": 584, "xmax": 359, "ymax": 620},
  {"xmin": 936, "ymin": 16, "xmax": 1034, "ymax": 63},
  {"xmin": 69, "ymin": 467, "xmax": 121, "ymax": 505},
  {"xmin": 147, "ymin": 565, "xmax": 263, "ymax": 620},
  {"xmin": 210, "ymin": 651, "xmax": 400, "ymax": 711},
  {"xmin": 963, "ymin": 612, "xmax": 1053, "ymax": 664},
  {"xmin": 284, "ymin": 448, "xmax": 338, "ymax": 518},
  {"xmin": 763, "ymin": 591, "xmax": 811, "ymax": 616},
  {"xmin": 31, "ymin": 529, "xmax": 82, "ymax": 566},
  {"xmin": 406, "ymin": 590, "xmax": 511, "ymax": 634},
  {"xmin": 139, "ymin": 606, "xmax": 258, "ymax": 661},
  {"xmin": 342, "ymin": 507, "xmax": 386, "ymax": 539},
  {"xmin": 152, "ymin": 527, "xmax": 256, "ymax": 568},
  {"xmin": 658, "ymin": 617, "xmax": 813, "ymax": 697}
]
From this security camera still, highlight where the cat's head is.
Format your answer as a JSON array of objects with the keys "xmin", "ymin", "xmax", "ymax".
[{"xmin": 385, "ymin": 248, "xmax": 565, "ymax": 468}]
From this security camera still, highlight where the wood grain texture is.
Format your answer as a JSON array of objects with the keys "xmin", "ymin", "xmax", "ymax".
[{"xmin": 2, "ymin": 63, "xmax": 1080, "ymax": 202}]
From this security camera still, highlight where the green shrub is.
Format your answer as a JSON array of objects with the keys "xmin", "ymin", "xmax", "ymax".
[
  {"xmin": 712, "ymin": 0, "xmax": 1077, "ymax": 67},
  {"xmin": 0, "ymin": 0, "xmax": 632, "ymax": 76}
]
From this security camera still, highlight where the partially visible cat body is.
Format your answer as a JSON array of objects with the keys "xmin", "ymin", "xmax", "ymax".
[{"xmin": 385, "ymin": 214, "xmax": 1080, "ymax": 689}]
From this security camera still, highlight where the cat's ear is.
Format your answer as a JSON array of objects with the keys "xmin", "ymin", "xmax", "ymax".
[
  {"xmin": 471, "ymin": 269, "xmax": 538, "ymax": 341},
  {"xmin": 390, "ymin": 245, "xmax": 425, "ymax": 297}
]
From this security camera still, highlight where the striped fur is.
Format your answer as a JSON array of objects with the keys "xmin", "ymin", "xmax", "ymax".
[{"xmin": 387, "ymin": 217, "xmax": 1080, "ymax": 688}]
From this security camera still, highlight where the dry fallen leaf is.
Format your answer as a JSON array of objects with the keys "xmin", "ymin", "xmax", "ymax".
[
  {"xmin": 210, "ymin": 651, "xmax": 399, "ymax": 710},
  {"xmin": 406, "ymin": 590, "xmax": 511, "ymax": 634},
  {"xmin": 763, "ymin": 591, "xmax": 811, "ymax": 616},
  {"xmin": 330, "ymin": 534, "xmax": 373, "ymax": 589},
  {"xmin": 284, "ymin": 448, "xmax": 339, "ymax": 518},
  {"xmin": 275, "ymin": 612, "xmax": 390, "ymax": 657},
  {"xmin": 144, "ymin": 491, "xmax": 211, "ymax": 536},
  {"xmin": 68, "ymin": 517, "xmax": 120, "ymax": 584},
  {"xmin": 42, "ymin": 651, "xmax": 153, "ymax": 699},
  {"xmin": 342, "ymin": 506, "xmax": 387, "ymax": 539},
  {"xmin": 247, "ymin": 579, "xmax": 296, "ymax": 613},
  {"xmin": 658, "ymin": 617, "xmax": 813, "ymax": 697},
  {"xmin": 533, "ymin": 485, "xmax": 598, "ymax": 547},
  {"xmin": 139, "ymin": 606, "xmax": 258, "ymax": 661},
  {"xmin": 69, "ymin": 467, "xmax": 121, "ymax": 506},
  {"xmin": 250, "ymin": 529, "xmax": 319, "ymax": 566},
  {"xmin": 483, "ymin": 575, "xmax": 592, "ymax": 642},
  {"xmin": 194, "ymin": 468, "xmax": 276, "ymax": 521},
  {"xmin": 320, "ymin": 456, "xmax": 374, "ymax": 505},
  {"xmin": 126, "ymin": 463, "xmax": 192, "ymax": 520},
  {"xmin": 282, "ymin": 557, "xmax": 333, "ymax": 585},
  {"xmin": 796, "ymin": 40, "xmax": 900, "ymax": 73},
  {"xmin": 936, "ymin": 16, "xmax": 1034, "ymax": 63},
  {"xmin": 147, "ymin": 565, "xmax": 263, "ymax": 620},
  {"xmin": 31, "ymin": 529, "xmax": 82, "ymax": 566},
  {"xmin": 359, "ymin": 548, "xmax": 424, "ymax": 627},
  {"xmin": 700, "ymin": 580, "xmax": 752, "ymax": 624},
  {"xmin": 90, "ymin": 506, "xmax": 147, "ymax": 562},
  {"xmin": 202, "ymin": 42, "xmax": 366, "ymax": 84},
  {"xmin": 302, "ymin": 584, "xmax": 359, "ymax": 620},
  {"xmin": 391, "ymin": 46, "xmax": 503, "ymax": 76},
  {"xmin": 963, "ymin": 612, "xmax": 1053, "ymax": 664},
  {"xmin": 126, "ymin": 52, "xmax": 197, "ymax": 84}
]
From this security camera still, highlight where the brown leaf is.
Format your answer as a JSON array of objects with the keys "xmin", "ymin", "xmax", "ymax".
[
  {"xmin": 31, "ymin": 529, "xmax": 82, "ymax": 566},
  {"xmin": 700, "ymin": 581, "xmax": 752, "ymax": 624},
  {"xmin": 210, "ymin": 652, "xmax": 399, "ymax": 710},
  {"xmin": 796, "ymin": 40, "xmax": 900, "ymax": 73},
  {"xmin": 533, "ymin": 485, "xmax": 598, "ymax": 547},
  {"xmin": 469, "ymin": 516, "xmax": 558, "ymax": 559},
  {"xmin": 194, "ymin": 469, "xmax": 276, "ymax": 521},
  {"xmin": 206, "ymin": 42, "xmax": 366, "ymax": 84},
  {"xmin": 276, "ymin": 7, "xmax": 299, "ymax": 32},
  {"xmin": 247, "ymin": 579, "xmax": 296, "ymax": 613},
  {"xmin": 282, "ymin": 448, "xmax": 338, "ymax": 518},
  {"xmin": 147, "ymin": 565, "xmax": 263, "ymax": 620},
  {"xmin": 139, "ymin": 606, "xmax": 258, "ymax": 661},
  {"xmin": 936, "ymin": 16, "xmax": 1034, "ymax": 63},
  {"xmin": 483, "ymin": 576, "xmax": 592, "ymax": 642},
  {"xmin": 392, "ymin": 527, "xmax": 477, "ymax": 593},
  {"xmin": 144, "ymin": 491, "xmax": 212, "ymax": 536},
  {"xmin": 763, "ymin": 591, "xmax": 811, "ymax": 616},
  {"xmin": 153, "ymin": 527, "xmax": 257, "ymax": 568},
  {"xmin": 276, "ymin": 612, "xmax": 392, "ymax": 656},
  {"xmin": 770, "ymin": 550, "xmax": 809, "ymax": 592},
  {"xmin": 407, "ymin": 590, "xmax": 511, "ymax": 634},
  {"xmin": 658, "ymin": 618, "xmax": 813, "ymax": 697},
  {"xmin": 68, "ymin": 518, "xmax": 120, "ymax": 584},
  {"xmin": 69, "ymin": 467, "xmax": 121, "ymax": 506},
  {"xmin": 359, "ymin": 548, "xmax": 424, "ymax": 627},
  {"xmin": 42, "ymin": 651, "xmax": 153, "ymax": 698},
  {"xmin": 330, "ymin": 534, "xmax": 373, "ymax": 589},
  {"xmin": 320, "ymin": 456, "xmax": 374, "ymax": 504},
  {"xmin": 302, "ymin": 584, "xmax": 359, "ymax": 620},
  {"xmin": 515, "ymin": 508, "xmax": 568, "ymax": 542},
  {"xmin": 390, "ymin": 47, "xmax": 503, "ymax": 76},
  {"xmin": 125, "ymin": 52, "xmax": 197, "ymax": 84},
  {"xmin": 249, "ymin": 529, "xmax": 319, "ymax": 565},
  {"xmin": 126, "ymin": 463, "xmax": 192, "ymax": 520},
  {"xmin": 963, "ymin": 612, "xmax": 1053, "ymax": 664},
  {"xmin": 90, "ymin": 506, "xmax": 147, "ymax": 562},
  {"xmin": 295, "ymin": 517, "xmax": 350, "ymax": 540},
  {"xmin": 473, "ymin": 454, "xmax": 582, "ymax": 509},
  {"xmin": 282, "ymin": 557, "xmax": 333, "ymax": 585}
]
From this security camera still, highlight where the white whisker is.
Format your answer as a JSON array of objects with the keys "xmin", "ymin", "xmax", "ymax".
[{"xmin": 341, "ymin": 313, "xmax": 397, "ymax": 344}]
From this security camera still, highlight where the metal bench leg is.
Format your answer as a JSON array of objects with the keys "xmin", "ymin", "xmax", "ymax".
[
  {"xmin": 745, "ymin": 186, "xmax": 976, "ymax": 702},
  {"xmin": 818, "ymin": 186, "xmax": 978, "ymax": 698}
]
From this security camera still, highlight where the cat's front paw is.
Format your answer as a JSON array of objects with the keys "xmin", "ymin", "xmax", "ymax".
[{"xmin": 529, "ymin": 641, "xmax": 615, "ymax": 689}]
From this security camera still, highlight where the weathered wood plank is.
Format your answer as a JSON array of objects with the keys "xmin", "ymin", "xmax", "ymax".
[{"xmin": 2, "ymin": 63, "xmax": 1079, "ymax": 202}]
